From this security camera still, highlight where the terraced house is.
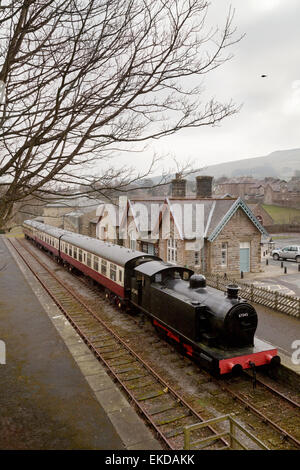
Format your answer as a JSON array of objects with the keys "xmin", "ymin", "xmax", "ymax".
[{"xmin": 97, "ymin": 176, "xmax": 268, "ymax": 276}]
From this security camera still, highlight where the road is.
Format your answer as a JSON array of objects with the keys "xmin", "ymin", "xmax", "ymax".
[{"xmin": 257, "ymin": 257, "xmax": 300, "ymax": 297}]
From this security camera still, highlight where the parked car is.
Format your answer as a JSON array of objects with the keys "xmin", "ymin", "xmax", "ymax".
[{"xmin": 272, "ymin": 245, "xmax": 300, "ymax": 262}]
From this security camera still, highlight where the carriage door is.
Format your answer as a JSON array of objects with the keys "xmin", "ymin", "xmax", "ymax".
[{"xmin": 240, "ymin": 242, "xmax": 250, "ymax": 273}]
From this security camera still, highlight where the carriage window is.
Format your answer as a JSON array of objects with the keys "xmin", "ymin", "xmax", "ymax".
[
  {"xmin": 155, "ymin": 273, "xmax": 162, "ymax": 283},
  {"xmin": 101, "ymin": 259, "xmax": 107, "ymax": 276},
  {"xmin": 69, "ymin": 245, "xmax": 72, "ymax": 256},
  {"xmin": 73, "ymin": 247, "xmax": 77, "ymax": 259},
  {"xmin": 93, "ymin": 256, "xmax": 99, "ymax": 271},
  {"xmin": 110, "ymin": 263, "xmax": 117, "ymax": 281},
  {"xmin": 87, "ymin": 253, "xmax": 92, "ymax": 267},
  {"xmin": 119, "ymin": 270, "xmax": 123, "ymax": 283},
  {"xmin": 65, "ymin": 243, "xmax": 68, "ymax": 254},
  {"xmin": 78, "ymin": 249, "xmax": 82, "ymax": 262}
]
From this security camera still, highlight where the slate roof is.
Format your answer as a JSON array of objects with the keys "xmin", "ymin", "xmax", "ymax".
[
  {"xmin": 45, "ymin": 196, "xmax": 103, "ymax": 211},
  {"xmin": 110, "ymin": 195, "xmax": 268, "ymax": 243}
]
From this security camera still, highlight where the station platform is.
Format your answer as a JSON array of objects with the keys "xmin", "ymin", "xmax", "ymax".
[{"xmin": 0, "ymin": 236, "xmax": 161, "ymax": 450}]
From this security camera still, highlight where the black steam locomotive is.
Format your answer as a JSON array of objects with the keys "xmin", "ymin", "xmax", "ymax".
[{"xmin": 23, "ymin": 220, "xmax": 280, "ymax": 375}]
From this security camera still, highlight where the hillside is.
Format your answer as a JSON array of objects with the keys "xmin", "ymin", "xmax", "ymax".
[
  {"xmin": 262, "ymin": 204, "xmax": 300, "ymax": 225},
  {"xmin": 149, "ymin": 148, "xmax": 300, "ymax": 184},
  {"xmin": 190, "ymin": 148, "xmax": 300, "ymax": 180}
]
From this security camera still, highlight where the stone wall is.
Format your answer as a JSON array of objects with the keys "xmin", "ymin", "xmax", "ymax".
[
  {"xmin": 206, "ymin": 207, "xmax": 261, "ymax": 275},
  {"xmin": 43, "ymin": 207, "xmax": 71, "ymax": 228},
  {"xmin": 79, "ymin": 209, "xmax": 97, "ymax": 236}
]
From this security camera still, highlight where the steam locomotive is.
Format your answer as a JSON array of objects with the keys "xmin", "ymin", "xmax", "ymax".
[{"xmin": 23, "ymin": 220, "xmax": 280, "ymax": 375}]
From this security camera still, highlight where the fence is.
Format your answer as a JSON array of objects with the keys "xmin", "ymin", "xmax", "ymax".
[
  {"xmin": 204, "ymin": 273, "xmax": 300, "ymax": 319},
  {"xmin": 183, "ymin": 414, "xmax": 269, "ymax": 450}
]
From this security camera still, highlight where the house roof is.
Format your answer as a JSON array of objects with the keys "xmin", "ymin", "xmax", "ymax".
[
  {"xmin": 117, "ymin": 196, "xmax": 268, "ymax": 242},
  {"xmin": 45, "ymin": 196, "xmax": 103, "ymax": 211},
  {"xmin": 121, "ymin": 198, "xmax": 165, "ymax": 234},
  {"xmin": 64, "ymin": 211, "xmax": 84, "ymax": 218},
  {"xmin": 161, "ymin": 197, "xmax": 268, "ymax": 241},
  {"xmin": 207, "ymin": 198, "xmax": 268, "ymax": 241}
]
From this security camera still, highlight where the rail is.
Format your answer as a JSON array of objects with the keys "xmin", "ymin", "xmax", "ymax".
[{"xmin": 183, "ymin": 414, "xmax": 269, "ymax": 450}]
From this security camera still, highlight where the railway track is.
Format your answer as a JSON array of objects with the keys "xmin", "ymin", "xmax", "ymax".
[
  {"xmin": 8, "ymin": 237, "xmax": 229, "ymax": 450},
  {"xmin": 219, "ymin": 374, "xmax": 300, "ymax": 447},
  {"xmin": 9, "ymin": 237, "xmax": 300, "ymax": 450}
]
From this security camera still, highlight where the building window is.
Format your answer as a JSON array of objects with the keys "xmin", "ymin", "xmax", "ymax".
[
  {"xmin": 110, "ymin": 263, "xmax": 117, "ymax": 281},
  {"xmin": 195, "ymin": 251, "xmax": 200, "ymax": 266},
  {"xmin": 129, "ymin": 233, "xmax": 136, "ymax": 251},
  {"xmin": 93, "ymin": 256, "xmax": 99, "ymax": 271},
  {"xmin": 167, "ymin": 239, "xmax": 177, "ymax": 263},
  {"xmin": 101, "ymin": 259, "xmax": 107, "ymax": 276},
  {"xmin": 142, "ymin": 242, "xmax": 155, "ymax": 255},
  {"xmin": 87, "ymin": 253, "xmax": 92, "ymax": 267},
  {"xmin": 221, "ymin": 242, "xmax": 228, "ymax": 266}
]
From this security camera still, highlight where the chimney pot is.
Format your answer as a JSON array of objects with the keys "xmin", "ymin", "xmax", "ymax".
[
  {"xmin": 196, "ymin": 175, "xmax": 213, "ymax": 198},
  {"xmin": 171, "ymin": 175, "xmax": 186, "ymax": 198}
]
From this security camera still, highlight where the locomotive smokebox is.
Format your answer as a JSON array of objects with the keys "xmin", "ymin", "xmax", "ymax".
[{"xmin": 226, "ymin": 284, "xmax": 240, "ymax": 299}]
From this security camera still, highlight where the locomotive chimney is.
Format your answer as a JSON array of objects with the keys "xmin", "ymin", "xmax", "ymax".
[
  {"xmin": 196, "ymin": 176, "xmax": 213, "ymax": 198},
  {"xmin": 171, "ymin": 173, "xmax": 186, "ymax": 198},
  {"xmin": 226, "ymin": 284, "xmax": 240, "ymax": 299}
]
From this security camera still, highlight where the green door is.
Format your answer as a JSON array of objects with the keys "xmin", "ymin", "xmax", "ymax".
[{"xmin": 240, "ymin": 242, "xmax": 250, "ymax": 273}]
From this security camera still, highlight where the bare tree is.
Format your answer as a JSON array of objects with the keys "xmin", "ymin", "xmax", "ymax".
[{"xmin": 0, "ymin": 0, "xmax": 241, "ymax": 229}]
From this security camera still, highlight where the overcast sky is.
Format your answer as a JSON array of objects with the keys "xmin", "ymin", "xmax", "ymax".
[{"xmin": 112, "ymin": 0, "xmax": 300, "ymax": 177}]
